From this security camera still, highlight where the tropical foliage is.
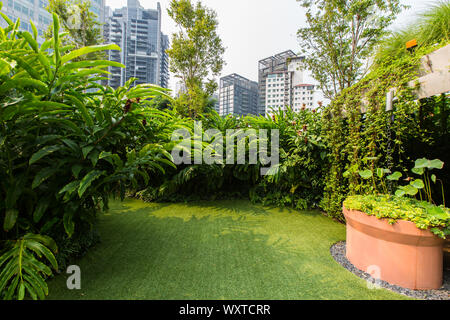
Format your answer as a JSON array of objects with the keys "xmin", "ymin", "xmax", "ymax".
[
  {"xmin": 135, "ymin": 106, "xmax": 328, "ymax": 210},
  {"xmin": 0, "ymin": 0, "xmax": 449, "ymax": 300},
  {"xmin": 167, "ymin": 0, "xmax": 225, "ymax": 117},
  {"xmin": 297, "ymin": 0, "xmax": 406, "ymax": 99},
  {"xmin": 320, "ymin": 2, "xmax": 450, "ymax": 220},
  {"xmin": 344, "ymin": 158, "xmax": 449, "ymax": 238},
  {"xmin": 0, "ymin": 8, "xmax": 177, "ymax": 299},
  {"xmin": 344, "ymin": 194, "xmax": 450, "ymax": 239}
]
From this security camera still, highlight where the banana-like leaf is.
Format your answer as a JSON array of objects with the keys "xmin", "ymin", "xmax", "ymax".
[
  {"xmin": 61, "ymin": 44, "xmax": 121, "ymax": 64},
  {"xmin": 60, "ymin": 59, "xmax": 124, "ymax": 73}
]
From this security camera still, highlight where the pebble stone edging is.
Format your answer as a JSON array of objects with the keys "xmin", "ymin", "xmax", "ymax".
[{"xmin": 330, "ymin": 241, "xmax": 450, "ymax": 300}]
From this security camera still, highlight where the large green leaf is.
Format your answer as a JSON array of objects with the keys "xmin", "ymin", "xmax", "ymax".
[
  {"xmin": 0, "ymin": 234, "xmax": 58, "ymax": 300},
  {"xmin": 65, "ymin": 94, "xmax": 94, "ymax": 127},
  {"xmin": 410, "ymin": 179, "xmax": 425, "ymax": 189},
  {"xmin": 63, "ymin": 211, "xmax": 74, "ymax": 237},
  {"xmin": 358, "ymin": 170, "xmax": 373, "ymax": 180},
  {"xmin": 0, "ymin": 52, "xmax": 41, "ymax": 80},
  {"xmin": 29, "ymin": 145, "xmax": 62, "ymax": 165},
  {"xmin": 21, "ymin": 32, "xmax": 38, "ymax": 52},
  {"xmin": 78, "ymin": 170, "xmax": 105, "ymax": 197},
  {"xmin": 23, "ymin": 101, "xmax": 73, "ymax": 111},
  {"xmin": 400, "ymin": 185, "xmax": 419, "ymax": 196},
  {"xmin": 387, "ymin": 171, "xmax": 402, "ymax": 181},
  {"xmin": 32, "ymin": 167, "xmax": 58, "ymax": 189},
  {"xmin": 3, "ymin": 209, "xmax": 18, "ymax": 231},
  {"xmin": 0, "ymin": 58, "xmax": 11, "ymax": 75},
  {"xmin": 414, "ymin": 158, "xmax": 444, "ymax": 170},
  {"xmin": 429, "ymin": 159, "xmax": 444, "ymax": 170},
  {"xmin": 60, "ymin": 60, "xmax": 124, "ymax": 73},
  {"xmin": 61, "ymin": 44, "xmax": 121, "ymax": 64},
  {"xmin": 52, "ymin": 13, "xmax": 60, "ymax": 66},
  {"xmin": 33, "ymin": 198, "xmax": 50, "ymax": 223}
]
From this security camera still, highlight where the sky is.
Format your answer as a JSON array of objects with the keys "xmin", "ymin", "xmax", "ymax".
[{"xmin": 104, "ymin": 0, "xmax": 435, "ymax": 93}]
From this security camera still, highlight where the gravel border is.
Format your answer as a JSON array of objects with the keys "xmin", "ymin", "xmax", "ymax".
[{"xmin": 330, "ymin": 241, "xmax": 450, "ymax": 300}]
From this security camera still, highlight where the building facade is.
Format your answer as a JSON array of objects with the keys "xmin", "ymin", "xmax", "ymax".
[
  {"xmin": 292, "ymin": 84, "xmax": 315, "ymax": 111},
  {"xmin": 219, "ymin": 73, "xmax": 259, "ymax": 117},
  {"xmin": 258, "ymin": 50, "xmax": 316, "ymax": 116},
  {"xmin": 0, "ymin": 0, "xmax": 105, "ymax": 44},
  {"xmin": 102, "ymin": 0, "xmax": 169, "ymax": 88}
]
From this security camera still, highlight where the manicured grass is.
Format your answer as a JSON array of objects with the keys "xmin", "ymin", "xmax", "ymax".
[{"xmin": 47, "ymin": 199, "xmax": 408, "ymax": 300}]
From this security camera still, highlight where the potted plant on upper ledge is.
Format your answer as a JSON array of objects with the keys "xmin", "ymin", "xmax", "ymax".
[{"xmin": 343, "ymin": 158, "xmax": 449, "ymax": 290}]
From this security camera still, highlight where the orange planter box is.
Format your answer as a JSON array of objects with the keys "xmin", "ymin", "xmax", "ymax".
[{"xmin": 343, "ymin": 206, "xmax": 444, "ymax": 290}]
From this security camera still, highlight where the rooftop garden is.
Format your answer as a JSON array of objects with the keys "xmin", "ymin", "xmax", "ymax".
[{"xmin": 0, "ymin": 0, "xmax": 448, "ymax": 301}]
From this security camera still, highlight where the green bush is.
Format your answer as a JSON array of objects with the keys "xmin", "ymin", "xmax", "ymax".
[
  {"xmin": 136, "ymin": 106, "xmax": 329, "ymax": 210},
  {"xmin": 0, "ymin": 8, "xmax": 177, "ymax": 299}
]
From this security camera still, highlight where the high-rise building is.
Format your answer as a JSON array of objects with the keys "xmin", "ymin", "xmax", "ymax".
[
  {"xmin": 258, "ymin": 50, "xmax": 316, "ymax": 116},
  {"xmin": 160, "ymin": 33, "xmax": 169, "ymax": 89},
  {"xmin": 219, "ymin": 73, "xmax": 259, "ymax": 116},
  {"xmin": 102, "ymin": 0, "xmax": 169, "ymax": 88},
  {"xmin": 0, "ymin": 0, "xmax": 105, "ymax": 44},
  {"xmin": 211, "ymin": 91, "xmax": 219, "ymax": 113},
  {"xmin": 292, "ymin": 84, "xmax": 316, "ymax": 111}
]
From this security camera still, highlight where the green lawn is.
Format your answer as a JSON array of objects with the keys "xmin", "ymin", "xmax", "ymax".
[{"xmin": 47, "ymin": 199, "xmax": 407, "ymax": 300}]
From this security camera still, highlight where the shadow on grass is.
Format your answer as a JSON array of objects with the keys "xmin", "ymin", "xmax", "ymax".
[
  {"xmin": 48, "ymin": 212, "xmax": 311, "ymax": 299},
  {"xmin": 47, "ymin": 199, "xmax": 405, "ymax": 300}
]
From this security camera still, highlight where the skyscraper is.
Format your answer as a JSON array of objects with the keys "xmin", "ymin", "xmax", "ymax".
[
  {"xmin": 102, "ymin": 0, "xmax": 169, "ymax": 88},
  {"xmin": 258, "ymin": 50, "xmax": 315, "ymax": 116},
  {"xmin": 219, "ymin": 73, "xmax": 259, "ymax": 117},
  {"xmin": 0, "ymin": 0, "xmax": 105, "ymax": 44}
]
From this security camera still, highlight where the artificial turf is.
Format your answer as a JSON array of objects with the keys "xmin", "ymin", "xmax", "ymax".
[{"xmin": 47, "ymin": 199, "xmax": 408, "ymax": 300}]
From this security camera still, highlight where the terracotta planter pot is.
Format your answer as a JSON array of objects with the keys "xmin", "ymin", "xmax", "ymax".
[{"xmin": 343, "ymin": 206, "xmax": 445, "ymax": 290}]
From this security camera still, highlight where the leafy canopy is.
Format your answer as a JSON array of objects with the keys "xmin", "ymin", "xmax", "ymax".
[
  {"xmin": 297, "ymin": 0, "xmax": 406, "ymax": 100},
  {"xmin": 45, "ymin": 0, "xmax": 105, "ymax": 60},
  {"xmin": 167, "ymin": 0, "xmax": 225, "ymax": 118}
]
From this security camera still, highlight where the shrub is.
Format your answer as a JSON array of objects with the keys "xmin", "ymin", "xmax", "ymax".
[{"xmin": 0, "ymin": 9, "xmax": 175, "ymax": 299}]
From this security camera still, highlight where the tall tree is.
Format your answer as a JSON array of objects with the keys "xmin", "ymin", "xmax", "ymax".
[
  {"xmin": 297, "ymin": 0, "xmax": 406, "ymax": 100},
  {"xmin": 167, "ymin": 0, "xmax": 225, "ymax": 118},
  {"xmin": 45, "ymin": 0, "xmax": 104, "ymax": 60}
]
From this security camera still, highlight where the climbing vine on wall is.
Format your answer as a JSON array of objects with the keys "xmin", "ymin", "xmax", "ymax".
[{"xmin": 320, "ymin": 42, "xmax": 450, "ymax": 221}]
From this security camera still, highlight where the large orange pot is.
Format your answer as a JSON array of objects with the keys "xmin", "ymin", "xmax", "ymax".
[{"xmin": 343, "ymin": 206, "xmax": 445, "ymax": 290}]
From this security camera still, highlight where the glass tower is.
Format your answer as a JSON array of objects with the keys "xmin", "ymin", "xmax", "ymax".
[
  {"xmin": 0, "ymin": 0, "xmax": 105, "ymax": 44},
  {"xmin": 102, "ymin": 0, "xmax": 169, "ymax": 88},
  {"xmin": 219, "ymin": 73, "xmax": 259, "ymax": 116}
]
